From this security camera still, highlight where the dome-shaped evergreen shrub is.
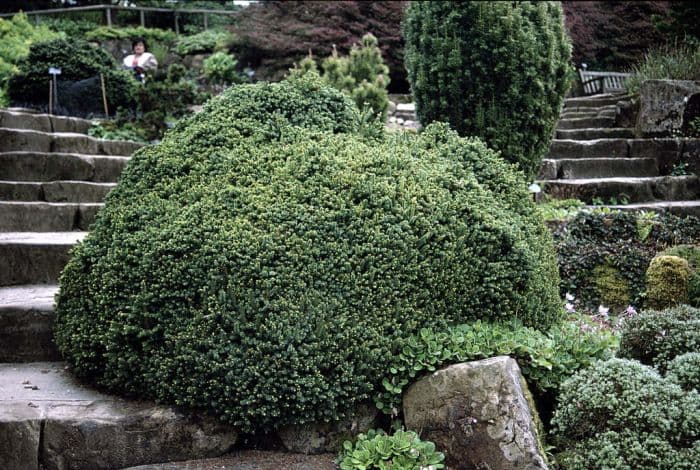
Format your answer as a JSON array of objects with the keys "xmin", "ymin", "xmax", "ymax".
[
  {"xmin": 403, "ymin": 1, "xmax": 572, "ymax": 180},
  {"xmin": 7, "ymin": 38, "xmax": 136, "ymax": 113},
  {"xmin": 55, "ymin": 75, "xmax": 561, "ymax": 433},
  {"xmin": 552, "ymin": 359, "xmax": 700, "ymax": 469}
]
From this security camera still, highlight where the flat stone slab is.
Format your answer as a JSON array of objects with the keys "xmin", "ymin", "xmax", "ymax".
[
  {"xmin": 0, "ymin": 285, "xmax": 59, "ymax": 362},
  {"xmin": 539, "ymin": 158, "xmax": 658, "ymax": 180},
  {"xmin": 0, "ymin": 110, "xmax": 92, "ymax": 134},
  {"xmin": 547, "ymin": 139, "xmax": 629, "ymax": 159},
  {"xmin": 0, "ymin": 232, "xmax": 86, "ymax": 286},
  {"xmin": 594, "ymin": 200, "xmax": 700, "ymax": 218},
  {"xmin": 555, "ymin": 128, "xmax": 635, "ymax": 140},
  {"xmin": 123, "ymin": 450, "xmax": 337, "ymax": 470},
  {"xmin": 564, "ymin": 93, "xmax": 629, "ymax": 108},
  {"xmin": 556, "ymin": 116, "xmax": 615, "ymax": 130},
  {"xmin": 0, "ymin": 202, "xmax": 102, "ymax": 232},
  {"xmin": 0, "ymin": 180, "xmax": 116, "ymax": 203},
  {"xmin": 0, "ymin": 362, "xmax": 238, "ymax": 470},
  {"xmin": 0, "ymin": 152, "xmax": 130, "ymax": 182},
  {"xmin": 0, "ymin": 128, "xmax": 143, "ymax": 156}
]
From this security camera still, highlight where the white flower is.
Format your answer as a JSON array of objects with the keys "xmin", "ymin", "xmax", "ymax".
[
  {"xmin": 598, "ymin": 305, "xmax": 609, "ymax": 316},
  {"xmin": 565, "ymin": 303, "xmax": 575, "ymax": 313},
  {"xmin": 565, "ymin": 292, "xmax": 575, "ymax": 301}
]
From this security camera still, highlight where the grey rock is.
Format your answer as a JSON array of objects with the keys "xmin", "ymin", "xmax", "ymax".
[
  {"xmin": 682, "ymin": 138, "xmax": 700, "ymax": 177},
  {"xmin": 0, "ymin": 415, "xmax": 41, "ymax": 470},
  {"xmin": 636, "ymin": 80, "xmax": 700, "ymax": 137},
  {"xmin": 616, "ymin": 98, "xmax": 638, "ymax": 128},
  {"xmin": 556, "ymin": 116, "xmax": 615, "ymax": 130},
  {"xmin": 277, "ymin": 403, "xmax": 378, "ymax": 454},
  {"xmin": 547, "ymin": 139, "xmax": 628, "ymax": 159},
  {"xmin": 628, "ymin": 138, "xmax": 682, "ymax": 175},
  {"xmin": 403, "ymin": 356, "xmax": 547, "ymax": 470},
  {"xmin": 387, "ymin": 101, "xmax": 397, "ymax": 115}
]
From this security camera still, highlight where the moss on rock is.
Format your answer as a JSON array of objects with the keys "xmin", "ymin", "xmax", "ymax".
[{"xmin": 592, "ymin": 264, "xmax": 631, "ymax": 309}]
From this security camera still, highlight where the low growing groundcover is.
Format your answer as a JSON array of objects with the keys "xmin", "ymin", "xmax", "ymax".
[{"xmin": 55, "ymin": 75, "xmax": 562, "ymax": 433}]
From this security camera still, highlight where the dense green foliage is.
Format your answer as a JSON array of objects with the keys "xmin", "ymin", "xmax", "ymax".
[
  {"xmin": 84, "ymin": 25, "xmax": 177, "ymax": 44},
  {"xmin": 376, "ymin": 317, "xmax": 617, "ymax": 416},
  {"xmin": 551, "ymin": 359, "xmax": 700, "ymax": 469},
  {"xmin": 0, "ymin": 13, "xmax": 62, "ymax": 102},
  {"xmin": 403, "ymin": 1, "xmax": 572, "ymax": 180},
  {"xmin": 618, "ymin": 304, "xmax": 700, "ymax": 372},
  {"xmin": 555, "ymin": 211, "xmax": 700, "ymax": 310},
  {"xmin": 55, "ymin": 75, "xmax": 560, "ymax": 433},
  {"xmin": 338, "ymin": 429, "xmax": 445, "ymax": 470},
  {"xmin": 7, "ymin": 38, "xmax": 136, "ymax": 113},
  {"xmin": 202, "ymin": 52, "xmax": 243, "ymax": 86},
  {"xmin": 174, "ymin": 29, "xmax": 231, "ymax": 56},
  {"xmin": 626, "ymin": 38, "xmax": 700, "ymax": 95},
  {"xmin": 666, "ymin": 352, "xmax": 700, "ymax": 392},
  {"xmin": 659, "ymin": 245, "xmax": 700, "ymax": 307},
  {"xmin": 645, "ymin": 255, "xmax": 691, "ymax": 310}
]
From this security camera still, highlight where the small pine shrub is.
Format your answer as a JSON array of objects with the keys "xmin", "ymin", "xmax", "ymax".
[
  {"xmin": 202, "ymin": 51, "xmax": 243, "ymax": 86},
  {"xmin": 646, "ymin": 255, "xmax": 691, "ymax": 309},
  {"xmin": 618, "ymin": 304, "xmax": 700, "ymax": 372},
  {"xmin": 55, "ymin": 75, "xmax": 561, "ymax": 433},
  {"xmin": 337, "ymin": 429, "xmax": 445, "ymax": 470},
  {"xmin": 659, "ymin": 245, "xmax": 700, "ymax": 307},
  {"xmin": 404, "ymin": 1, "xmax": 572, "ymax": 180},
  {"xmin": 174, "ymin": 29, "xmax": 231, "ymax": 56},
  {"xmin": 666, "ymin": 352, "xmax": 700, "ymax": 392},
  {"xmin": 84, "ymin": 26, "xmax": 177, "ymax": 44},
  {"xmin": 7, "ymin": 38, "xmax": 136, "ymax": 113},
  {"xmin": 551, "ymin": 358, "xmax": 700, "ymax": 469}
]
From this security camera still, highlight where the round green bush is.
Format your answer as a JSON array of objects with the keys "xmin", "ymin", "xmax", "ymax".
[
  {"xmin": 666, "ymin": 352, "xmax": 700, "ymax": 392},
  {"xmin": 618, "ymin": 304, "xmax": 700, "ymax": 371},
  {"xmin": 7, "ymin": 38, "xmax": 136, "ymax": 113},
  {"xmin": 403, "ymin": 1, "xmax": 572, "ymax": 180},
  {"xmin": 659, "ymin": 245, "xmax": 700, "ymax": 307},
  {"xmin": 645, "ymin": 255, "xmax": 691, "ymax": 310},
  {"xmin": 55, "ymin": 75, "xmax": 561, "ymax": 433},
  {"xmin": 551, "ymin": 358, "xmax": 700, "ymax": 469}
]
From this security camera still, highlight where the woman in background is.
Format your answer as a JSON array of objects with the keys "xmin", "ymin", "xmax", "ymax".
[{"xmin": 123, "ymin": 37, "xmax": 157, "ymax": 82}]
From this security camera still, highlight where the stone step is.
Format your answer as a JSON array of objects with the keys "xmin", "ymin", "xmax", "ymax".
[
  {"xmin": 564, "ymin": 94, "xmax": 629, "ymax": 108},
  {"xmin": 0, "ymin": 152, "xmax": 129, "ymax": 182},
  {"xmin": 555, "ymin": 128, "xmax": 635, "ymax": 140},
  {"xmin": 539, "ymin": 158, "xmax": 658, "ymax": 180},
  {"xmin": 547, "ymin": 139, "xmax": 629, "ymax": 159},
  {"xmin": 0, "ymin": 285, "xmax": 58, "ymax": 362},
  {"xmin": 0, "ymin": 232, "xmax": 86, "ymax": 286},
  {"xmin": 123, "ymin": 451, "xmax": 336, "ymax": 470},
  {"xmin": 0, "ymin": 202, "xmax": 102, "ymax": 231},
  {"xmin": 0, "ymin": 127, "xmax": 142, "ymax": 156},
  {"xmin": 591, "ymin": 200, "xmax": 700, "ymax": 218},
  {"xmin": 0, "ymin": 109, "xmax": 92, "ymax": 134},
  {"xmin": 538, "ymin": 175, "xmax": 699, "ymax": 204},
  {"xmin": 0, "ymin": 362, "xmax": 238, "ymax": 470},
  {"xmin": 557, "ymin": 116, "xmax": 616, "ymax": 130},
  {"xmin": 0, "ymin": 181, "xmax": 115, "ymax": 203},
  {"xmin": 560, "ymin": 108, "xmax": 617, "ymax": 119}
]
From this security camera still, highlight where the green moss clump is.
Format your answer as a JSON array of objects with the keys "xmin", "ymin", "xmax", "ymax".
[
  {"xmin": 659, "ymin": 245, "xmax": 700, "ymax": 307},
  {"xmin": 403, "ymin": 1, "xmax": 572, "ymax": 180},
  {"xmin": 54, "ymin": 75, "xmax": 561, "ymax": 433},
  {"xmin": 591, "ymin": 264, "xmax": 631, "ymax": 310},
  {"xmin": 551, "ymin": 358, "xmax": 700, "ymax": 470},
  {"xmin": 646, "ymin": 255, "xmax": 691, "ymax": 310},
  {"xmin": 618, "ymin": 304, "xmax": 700, "ymax": 372}
]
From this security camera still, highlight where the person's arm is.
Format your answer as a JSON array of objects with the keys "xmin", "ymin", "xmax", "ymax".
[{"xmin": 141, "ymin": 53, "xmax": 158, "ymax": 72}]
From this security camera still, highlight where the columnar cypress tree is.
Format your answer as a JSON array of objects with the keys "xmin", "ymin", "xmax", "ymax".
[{"xmin": 404, "ymin": 1, "xmax": 573, "ymax": 180}]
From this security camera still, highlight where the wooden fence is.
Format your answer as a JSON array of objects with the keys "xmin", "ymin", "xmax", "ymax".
[{"xmin": 0, "ymin": 4, "xmax": 239, "ymax": 34}]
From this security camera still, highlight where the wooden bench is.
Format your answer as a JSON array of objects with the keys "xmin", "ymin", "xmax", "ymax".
[{"xmin": 579, "ymin": 70, "xmax": 632, "ymax": 95}]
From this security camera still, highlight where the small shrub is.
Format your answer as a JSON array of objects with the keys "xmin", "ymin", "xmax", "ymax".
[
  {"xmin": 202, "ymin": 51, "xmax": 243, "ymax": 86},
  {"xmin": 7, "ymin": 38, "xmax": 136, "ymax": 114},
  {"xmin": 618, "ymin": 304, "xmax": 700, "ymax": 371},
  {"xmin": 536, "ymin": 198, "xmax": 585, "ymax": 222},
  {"xmin": 174, "ymin": 29, "xmax": 231, "ymax": 56},
  {"xmin": 666, "ymin": 352, "xmax": 700, "ymax": 391},
  {"xmin": 551, "ymin": 358, "xmax": 700, "ymax": 469},
  {"xmin": 85, "ymin": 26, "xmax": 177, "ymax": 45},
  {"xmin": 54, "ymin": 76, "xmax": 561, "ymax": 433},
  {"xmin": 591, "ymin": 264, "xmax": 631, "ymax": 311},
  {"xmin": 626, "ymin": 38, "xmax": 700, "ymax": 95},
  {"xmin": 659, "ymin": 245, "xmax": 700, "ymax": 307},
  {"xmin": 338, "ymin": 429, "xmax": 445, "ymax": 470},
  {"xmin": 646, "ymin": 255, "xmax": 691, "ymax": 309},
  {"xmin": 404, "ymin": 1, "xmax": 573, "ymax": 180}
]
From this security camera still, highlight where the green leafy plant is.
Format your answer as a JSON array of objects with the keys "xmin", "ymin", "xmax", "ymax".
[
  {"xmin": 537, "ymin": 198, "xmax": 585, "ymax": 221},
  {"xmin": 665, "ymin": 352, "xmax": 700, "ymax": 391},
  {"xmin": 551, "ymin": 358, "xmax": 700, "ymax": 469},
  {"xmin": 174, "ymin": 29, "xmax": 231, "ymax": 56},
  {"xmin": 375, "ymin": 317, "xmax": 617, "ymax": 416},
  {"xmin": 54, "ymin": 75, "xmax": 561, "ymax": 433},
  {"xmin": 88, "ymin": 120, "xmax": 147, "ymax": 143},
  {"xmin": 626, "ymin": 38, "xmax": 700, "ymax": 95},
  {"xmin": 85, "ymin": 26, "xmax": 177, "ymax": 44},
  {"xmin": 338, "ymin": 429, "xmax": 445, "ymax": 470},
  {"xmin": 202, "ymin": 51, "xmax": 243, "ymax": 86},
  {"xmin": 403, "ymin": 1, "xmax": 573, "ymax": 180}
]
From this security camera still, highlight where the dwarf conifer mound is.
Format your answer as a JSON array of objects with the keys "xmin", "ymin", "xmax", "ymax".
[
  {"xmin": 404, "ymin": 1, "xmax": 572, "ymax": 180},
  {"xmin": 55, "ymin": 76, "xmax": 561, "ymax": 433}
]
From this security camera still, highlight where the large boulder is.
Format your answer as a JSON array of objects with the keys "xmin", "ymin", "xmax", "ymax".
[
  {"xmin": 403, "ymin": 356, "xmax": 547, "ymax": 470},
  {"xmin": 636, "ymin": 80, "xmax": 700, "ymax": 137}
]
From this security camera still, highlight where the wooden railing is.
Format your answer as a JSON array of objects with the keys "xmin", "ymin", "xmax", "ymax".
[
  {"xmin": 579, "ymin": 70, "xmax": 633, "ymax": 95},
  {"xmin": 0, "ymin": 4, "xmax": 240, "ymax": 34}
]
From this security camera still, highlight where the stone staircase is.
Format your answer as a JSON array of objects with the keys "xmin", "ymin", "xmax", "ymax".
[
  {"xmin": 0, "ymin": 109, "xmax": 249, "ymax": 469},
  {"xmin": 538, "ymin": 94, "xmax": 700, "ymax": 217}
]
